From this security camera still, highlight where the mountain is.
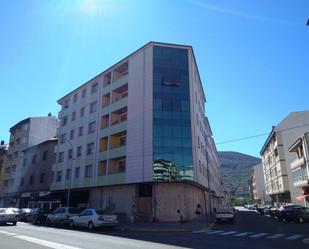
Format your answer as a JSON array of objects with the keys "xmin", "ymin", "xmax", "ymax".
[{"xmin": 219, "ymin": 151, "xmax": 261, "ymax": 199}]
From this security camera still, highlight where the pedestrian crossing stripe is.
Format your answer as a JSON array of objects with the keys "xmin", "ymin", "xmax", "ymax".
[
  {"xmin": 234, "ymin": 232, "xmax": 252, "ymax": 237},
  {"xmin": 267, "ymin": 234, "xmax": 285, "ymax": 239},
  {"xmin": 285, "ymin": 235, "xmax": 303, "ymax": 240},
  {"xmin": 250, "ymin": 233, "xmax": 268, "ymax": 238},
  {"xmin": 195, "ymin": 230, "xmax": 307, "ymax": 240}
]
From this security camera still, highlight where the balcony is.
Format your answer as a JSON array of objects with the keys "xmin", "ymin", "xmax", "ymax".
[
  {"xmin": 109, "ymin": 146, "xmax": 126, "ymax": 159},
  {"xmin": 96, "ymin": 173, "xmax": 125, "ymax": 186},
  {"xmin": 290, "ymin": 157, "xmax": 305, "ymax": 170},
  {"xmin": 294, "ymin": 179, "xmax": 309, "ymax": 188}
]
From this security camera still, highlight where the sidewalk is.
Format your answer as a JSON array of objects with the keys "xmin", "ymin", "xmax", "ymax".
[{"xmin": 117, "ymin": 220, "xmax": 214, "ymax": 232}]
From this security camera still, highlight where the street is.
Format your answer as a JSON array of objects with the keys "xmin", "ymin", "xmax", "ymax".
[{"xmin": 0, "ymin": 208, "xmax": 309, "ymax": 249}]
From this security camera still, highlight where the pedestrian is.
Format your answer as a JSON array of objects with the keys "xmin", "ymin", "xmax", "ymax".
[
  {"xmin": 130, "ymin": 204, "xmax": 137, "ymax": 223},
  {"xmin": 177, "ymin": 209, "xmax": 184, "ymax": 224}
]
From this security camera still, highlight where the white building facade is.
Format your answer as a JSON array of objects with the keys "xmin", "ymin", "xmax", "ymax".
[{"xmin": 52, "ymin": 42, "xmax": 222, "ymax": 221}]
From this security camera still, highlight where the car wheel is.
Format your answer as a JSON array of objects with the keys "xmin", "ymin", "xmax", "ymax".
[
  {"xmin": 46, "ymin": 219, "xmax": 51, "ymax": 226},
  {"xmin": 69, "ymin": 220, "xmax": 75, "ymax": 228},
  {"xmin": 12, "ymin": 222, "xmax": 17, "ymax": 226},
  {"xmin": 299, "ymin": 217, "xmax": 304, "ymax": 224},
  {"xmin": 88, "ymin": 221, "xmax": 94, "ymax": 230},
  {"xmin": 60, "ymin": 220, "xmax": 65, "ymax": 226}
]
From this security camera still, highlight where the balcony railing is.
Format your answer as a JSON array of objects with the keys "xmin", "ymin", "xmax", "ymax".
[{"xmin": 290, "ymin": 157, "xmax": 305, "ymax": 170}]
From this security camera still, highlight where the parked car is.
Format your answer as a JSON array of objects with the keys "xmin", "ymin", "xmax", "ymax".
[
  {"xmin": 256, "ymin": 205, "xmax": 271, "ymax": 215},
  {"xmin": 276, "ymin": 204, "xmax": 302, "ymax": 221},
  {"xmin": 19, "ymin": 208, "xmax": 32, "ymax": 222},
  {"xmin": 46, "ymin": 207, "xmax": 81, "ymax": 226},
  {"xmin": 69, "ymin": 209, "xmax": 118, "ymax": 230},
  {"xmin": 283, "ymin": 206, "xmax": 309, "ymax": 223},
  {"xmin": 215, "ymin": 205, "xmax": 235, "ymax": 223},
  {"xmin": 0, "ymin": 208, "xmax": 20, "ymax": 225},
  {"xmin": 27, "ymin": 208, "xmax": 50, "ymax": 224}
]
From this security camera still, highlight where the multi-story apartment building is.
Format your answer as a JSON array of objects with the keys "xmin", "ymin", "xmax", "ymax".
[
  {"xmin": 288, "ymin": 132, "xmax": 309, "ymax": 206},
  {"xmin": 18, "ymin": 138, "xmax": 58, "ymax": 208},
  {"xmin": 0, "ymin": 141, "xmax": 9, "ymax": 207},
  {"xmin": 249, "ymin": 164, "xmax": 270, "ymax": 204},
  {"xmin": 260, "ymin": 111, "xmax": 309, "ymax": 205},
  {"xmin": 2, "ymin": 115, "xmax": 59, "ymax": 207},
  {"xmin": 51, "ymin": 42, "xmax": 222, "ymax": 221}
]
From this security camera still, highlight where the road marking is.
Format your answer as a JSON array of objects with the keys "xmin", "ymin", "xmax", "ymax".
[
  {"xmin": 250, "ymin": 233, "xmax": 268, "ymax": 238},
  {"xmin": 0, "ymin": 230, "xmax": 82, "ymax": 249},
  {"xmin": 267, "ymin": 234, "xmax": 285, "ymax": 239},
  {"xmin": 192, "ymin": 230, "xmax": 207, "ymax": 233},
  {"xmin": 234, "ymin": 232, "xmax": 252, "ymax": 237},
  {"xmin": 219, "ymin": 231, "xmax": 237, "ymax": 235},
  {"xmin": 206, "ymin": 230, "xmax": 224, "ymax": 234},
  {"xmin": 285, "ymin": 234, "xmax": 304, "ymax": 240}
]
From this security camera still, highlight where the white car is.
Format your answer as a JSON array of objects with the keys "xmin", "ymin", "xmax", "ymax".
[
  {"xmin": 0, "ymin": 208, "xmax": 20, "ymax": 225},
  {"xmin": 215, "ymin": 205, "xmax": 235, "ymax": 223},
  {"xmin": 69, "ymin": 209, "xmax": 118, "ymax": 230}
]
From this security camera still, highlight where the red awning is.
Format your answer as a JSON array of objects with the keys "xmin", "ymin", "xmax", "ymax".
[{"xmin": 296, "ymin": 194, "xmax": 309, "ymax": 201}]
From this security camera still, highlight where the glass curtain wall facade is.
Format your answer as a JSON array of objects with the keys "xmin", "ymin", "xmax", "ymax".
[{"xmin": 153, "ymin": 46, "xmax": 193, "ymax": 181}]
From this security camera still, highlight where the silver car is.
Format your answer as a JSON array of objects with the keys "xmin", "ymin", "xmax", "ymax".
[
  {"xmin": 69, "ymin": 209, "xmax": 118, "ymax": 230},
  {"xmin": 0, "ymin": 208, "xmax": 20, "ymax": 225},
  {"xmin": 46, "ymin": 207, "xmax": 80, "ymax": 226}
]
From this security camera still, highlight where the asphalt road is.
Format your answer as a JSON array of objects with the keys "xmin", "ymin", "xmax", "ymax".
[{"xmin": 0, "ymin": 207, "xmax": 309, "ymax": 249}]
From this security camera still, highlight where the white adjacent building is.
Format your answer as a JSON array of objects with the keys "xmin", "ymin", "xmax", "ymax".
[
  {"xmin": 260, "ymin": 111, "xmax": 309, "ymax": 205},
  {"xmin": 51, "ymin": 42, "xmax": 222, "ymax": 221}
]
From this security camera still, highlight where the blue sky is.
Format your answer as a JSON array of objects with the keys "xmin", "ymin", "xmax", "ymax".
[{"xmin": 0, "ymin": 0, "xmax": 308, "ymax": 157}]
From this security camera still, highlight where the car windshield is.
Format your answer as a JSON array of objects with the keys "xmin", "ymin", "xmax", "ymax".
[
  {"xmin": 95, "ymin": 210, "xmax": 112, "ymax": 215},
  {"xmin": 68, "ymin": 208, "xmax": 81, "ymax": 214}
]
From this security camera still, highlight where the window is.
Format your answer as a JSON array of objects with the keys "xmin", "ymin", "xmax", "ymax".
[
  {"xmin": 64, "ymin": 99, "xmax": 69, "ymax": 109},
  {"xmin": 62, "ymin": 116, "xmax": 68, "ymax": 126},
  {"xmin": 40, "ymin": 173, "xmax": 45, "ymax": 183},
  {"xmin": 86, "ymin": 143, "xmax": 94, "ymax": 155},
  {"xmin": 23, "ymin": 158, "xmax": 27, "ymax": 167},
  {"xmin": 16, "ymin": 138, "xmax": 20, "ymax": 145},
  {"xmin": 43, "ymin": 150, "xmax": 48, "ymax": 161},
  {"xmin": 70, "ymin": 129, "xmax": 75, "ymax": 140},
  {"xmin": 80, "ymin": 107, "xmax": 85, "ymax": 117},
  {"xmin": 75, "ymin": 167, "xmax": 80, "ymax": 179},
  {"xmin": 73, "ymin": 93, "xmax": 78, "ymax": 103},
  {"xmin": 66, "ymin": 169, "xmax": 71, "ymax": 180},
  {"xmin": 58, "ymin": 152, "xmax": 64, "ymax": 163},
  {"xmin": 82, "ymin": 88, "xmax": 86, "ymax": 98},
  {"xmin": 71, "ymin": 111, "xmax": 76, "ymax": 121},
  {"xmin": 29, "ymin": 175, "xmax": 34, "ymax": 184},
  {"xmin": 88, "ymin": 121, "xmax": 96, "ymax": 134},
  {"xmin": 60, "ymin": 134, "xmax": 66, "ymax": 143},
  {"xmin": 78, "ymin": 126, "xmax": 83, "ymax": 136},
  {"xmin": 68, "ymin": 149, "xmax": 73, "ymax": 159},
  {"xmin": 14, "ymin": 151, "xmax": 18, "ymax": 158},
  {"xmin": 119, "ymin": 160, "xmax": 126, "ymax": 172},
  {"xmin": 91, "ymin": 82, "xmax": 98, "ymax": 94},
  {"xmin": 76, "ymin": 146, "xmax": 82, "ymax": 157},
  {"xmin": 20, "ymin": 177, "xmax": 25, "ymax": 186},
  {"xmin": 56, "ymin": 171, "xmax": 62, "ymax": 182},
  {"xmin": 85, "ymin": 165, "xmax": 93, "ymax": 177},
  {"xmin": 98, "ymin": 161, "xmax": 106, "ymax": 176},
  {"xmin": 90, "ymin": 101, "xmax": 97, "ymax": 113},
  {"xmin": 32, "ymin": 154, "xmax": 37, "ymax": 164},
  {"xmin": 120, "ymin": 136, "xmax": 126, "ymax": 146}
]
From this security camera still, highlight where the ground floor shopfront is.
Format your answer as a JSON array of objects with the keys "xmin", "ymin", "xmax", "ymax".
[{"xmin": 88, "ymin": 181, "xmax": 222, "ymax": 222}]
